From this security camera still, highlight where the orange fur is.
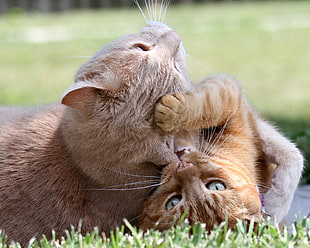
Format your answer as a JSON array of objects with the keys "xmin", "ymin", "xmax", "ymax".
[{"xmin": 140, "ymin": 75, "xmax": 273, "ymax": 230}]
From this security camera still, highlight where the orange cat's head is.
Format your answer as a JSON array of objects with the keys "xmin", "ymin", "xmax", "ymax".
[
  {"xmin": 139, "ymin": 121, "xmax": 265, "ymax": 231},
  {"xmin": 139, "ymin": 151, "xmax": 262, "ymax": 231}
]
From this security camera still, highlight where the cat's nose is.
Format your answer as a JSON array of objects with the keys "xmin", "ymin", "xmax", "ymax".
[
  {"xmin": 175, "ymin": 147, "xmax": 191, "ymax": 158},
  {"xmin": 176, "ymin": 160, "xmax": 198, "ymax": 182},
  {"xmin": 177, "ymin": 160, "xmax": 193, "ymax": 170}
]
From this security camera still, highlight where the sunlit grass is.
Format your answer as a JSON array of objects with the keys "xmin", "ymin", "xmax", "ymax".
[{"xmin": 1, "ymin": 218, "xmax": 310, "ymax": 248}]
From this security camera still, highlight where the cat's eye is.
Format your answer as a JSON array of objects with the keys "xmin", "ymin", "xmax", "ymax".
[
  {"xmin": 133, "ymin": 43, "xmax": 151, "ymax": 52},
  {"xmin": 165, "ymin": 195, "xmax": 182, "ymax": 210},
  {"xmin": 206, "ymin": 181, "xmax": 226, "ymax": 191}
]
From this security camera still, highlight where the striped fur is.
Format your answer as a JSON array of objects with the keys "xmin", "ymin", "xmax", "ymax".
[{"xmin": 139, "ymin": 75, "xmax": 276, "ymax": 230}]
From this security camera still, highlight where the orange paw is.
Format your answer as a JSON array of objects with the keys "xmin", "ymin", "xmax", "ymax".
[{"xmin": 155, "ymin": 93, "xmax": 186, "ymax": 132}]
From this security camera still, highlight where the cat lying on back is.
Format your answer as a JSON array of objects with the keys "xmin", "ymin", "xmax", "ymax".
[
  {"xmin": 0, "ymin": 21, "xmax": 190, "ymax": 245},
  {"xmin": 139, "ymin": 75, "xmax": 303, "ymax": 230}
]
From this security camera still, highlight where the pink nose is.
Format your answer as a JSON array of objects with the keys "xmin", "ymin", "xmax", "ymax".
[
  {"xmin": 175, "ymin": 147, "xmax": 191, "ymax": 158},
  {"xmin": 176, "ymin": 160, "xmax": 197, "ymax": 182}
]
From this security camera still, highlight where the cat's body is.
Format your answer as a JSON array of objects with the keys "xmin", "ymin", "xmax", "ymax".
[
  {"xmin": 139, "ymin": 75, "xmax": 303, "ymax": 229},
  {"xmin": 0, "ymin": 21, "xmax": 190, "ymax": 244}
]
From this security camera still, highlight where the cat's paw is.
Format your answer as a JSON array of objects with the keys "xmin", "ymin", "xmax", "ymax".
[{"xmin": 155, "ymin": 93, "xmax": 186, "ymax": 132}]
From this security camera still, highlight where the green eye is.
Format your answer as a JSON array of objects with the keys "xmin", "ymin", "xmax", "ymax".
[
  {"xmin": 165, "ymin": 195, "xmax": 182, "ymax": 210},
  {"xmin": 206, "ymin": 181, "xmax": 226, "ymax": 191}
]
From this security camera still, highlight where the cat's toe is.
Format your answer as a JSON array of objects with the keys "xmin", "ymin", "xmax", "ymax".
[
  {"xmin": 160, "ymin": 93, "xmax": 186, "ymax": 114},
  {"xmin": 155, "ymin": 104, "xmax": 178, "ymax": 132},
  {"xmin": 154, "ymin": 93, "xmax": 186, "ymax": 132}
]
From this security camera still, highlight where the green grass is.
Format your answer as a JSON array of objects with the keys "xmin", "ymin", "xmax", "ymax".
[{"xmin": 0, "ymin": 218, "xmax": 310, "ymax": 248}]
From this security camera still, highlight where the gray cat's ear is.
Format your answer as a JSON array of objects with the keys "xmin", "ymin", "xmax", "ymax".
[{"xmin": 61, "ymin": 82, "xmax": 103, "ymax": 113}]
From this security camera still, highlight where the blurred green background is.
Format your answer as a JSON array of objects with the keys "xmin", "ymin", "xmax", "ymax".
[{"xmin": 0, "ymin": 1, "xmax": 309, "ymax": 182}]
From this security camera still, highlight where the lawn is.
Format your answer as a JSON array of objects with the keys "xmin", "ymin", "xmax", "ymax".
[
  {"xmin": 1, "ymin": 219, "xmax": 310, "ymax": 247},
  {"xmin": 0, "ymin": 1, "xmax": 310, "ymax": 246}
]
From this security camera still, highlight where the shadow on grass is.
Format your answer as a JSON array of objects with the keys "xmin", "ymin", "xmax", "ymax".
[{"xmin": 267, "ymin": 116, "xmax": 310, "ymax": 184}]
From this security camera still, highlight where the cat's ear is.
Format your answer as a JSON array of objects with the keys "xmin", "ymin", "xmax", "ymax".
[{"xmin": 61, "ymin": 82, "xmax": 103, "ymax": 114}]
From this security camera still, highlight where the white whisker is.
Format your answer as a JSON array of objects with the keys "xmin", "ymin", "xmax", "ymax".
[
  {"xmin": 204, "ymin": 114, "xmax": 232, "ymax": 156},
  {"xmin": 61, "ymin": 56, "xmax": 93, "ymax": 59},
  {"xmin": 162, "ymin": 0, "xmax": 170, "ymax": 22},
  {"xmin": 128, "ymin": 215, "xmax": 141, "ymax": 223},
  {"xmin": 205, "ymin": 120, "xmax": 235, "ymax": 156},
  {"xmin": 134, "ymin": 0, "xmax": 170, "ymax": 22},
  {"xmin": 84, "ymin": 182, "xmax": 163, "ymax": 191},
  {"xmin": 134, "ymin": 0, "xmax": 147, "ymax": 22},
  {"xmin": 248, "ymin": 182, "xmax": 271, "ymax": 191},
  {"xmin": 101, "ymin": 166, "xmax": 160, "ymax": 179},
  {"xmin": 92, "ymin": 179, "xmax": 160, "ymax": 189}
]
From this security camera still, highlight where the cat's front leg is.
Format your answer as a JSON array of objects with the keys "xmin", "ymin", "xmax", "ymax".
[
  {"xmin": 155, "ymin": 75, "xmax": 245, "ymax": 133},
  {"xmin": 257, "ymin": 118, "xmax": 303, "ymax": 223}
]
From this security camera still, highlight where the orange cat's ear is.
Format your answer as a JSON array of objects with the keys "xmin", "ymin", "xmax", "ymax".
[{"xmin": 61, "ymin": 82, "xmax": 103, "ymax": 114}]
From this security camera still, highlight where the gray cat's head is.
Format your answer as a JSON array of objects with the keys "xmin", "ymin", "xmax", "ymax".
[{"xmin": 62, "ymin": 21, "xmax": 190, "ymax": 116}]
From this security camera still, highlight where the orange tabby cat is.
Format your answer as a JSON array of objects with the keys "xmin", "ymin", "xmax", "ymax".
[{"xmin": 139, "ymin": 75, "xmax": 276, "ymax": 230}]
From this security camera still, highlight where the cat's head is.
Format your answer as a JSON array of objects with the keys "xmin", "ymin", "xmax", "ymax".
[
  {"xmin": 139, "ymin": 150, "xmax": 262, "ymax": 231},
  {"xmin": 61, "ymin": 22, "xmax": 190, "ymax": 115}
]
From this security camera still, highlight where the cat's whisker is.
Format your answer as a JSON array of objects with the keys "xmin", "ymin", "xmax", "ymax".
[
  {"xmin": 128, "ymin": 215, "xmax": 141, "ymax": 224},
  {"xmin": 205, "ymin": 124, "xmax": 236, "ymax": 156},
  {"xmin": 205, "ymin": 110, "xmax": 238, "ymax": 157},
  {"xmin": 203, "ymin": 116, "xmax": 231, "ymax": 156},
  {"xmin": 187, "ymin": 55, "xmax": 211, "ymax": 80},
  {"xmin": 139, "ymin": 0, "xmax": 170, "ymax": 23},
  {"xmin": 89, "ymin": 179, "xmax": 160, "ymax": 189},
  {"xmin": 158, "ymin": 0, "xmax": 165, "ymax": 22},
  {"xmin": 247, "ymin": 181, "xmax": 270, "ymax": 191},
  {"xmin": 61, "ymin": 56, "xmax": 93, "ymax": 59},
  {"xmin": 152, "ymin": 0, "xmax": 158, "ymax": 22},
  {"xmin": 144, "ymin": 0, "xmax": 152, "ymax": 21},
  {"xmin": 206, "ymin": 133, "xmax": 238, "ymax": 160},
  {"xmin": 101, "ymin": 166, "xmax": 161, "ymax": 179},
  {"xmin": 134, "ymin": 0, "xmax": 148, "ymax": 23},
  {"xmin": 159, "ymin": 0, "xmax": 170, "ymax": 23},
  {"xmin": 84, "ymin": 182, "xmax": 163, "ymax": 191},
  {"xmin": 199, "ymin": 117, "xmax": 217, "ymax": 152}
]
